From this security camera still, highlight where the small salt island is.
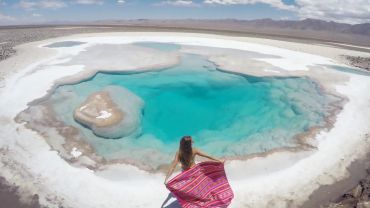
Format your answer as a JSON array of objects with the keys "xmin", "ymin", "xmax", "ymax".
[
  {"xmin": 74, "ymin": 86, "xmax": 143, "ymax": 139},
  {"xmin": 74, "ymin": 91, "xmax": 124, "ymax": 128}
]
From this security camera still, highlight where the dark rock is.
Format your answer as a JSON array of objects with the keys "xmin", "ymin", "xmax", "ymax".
[
  {"xmin": 0, "ymin": 177, "xmax": 41, "ymax": 208},
  {"xmin": 344, "ymin": 55, "xmax": 370, "ymax": 71},
  {"xmin": 342, "ymin": 193, "xmax": 355, "ymax": 199}
]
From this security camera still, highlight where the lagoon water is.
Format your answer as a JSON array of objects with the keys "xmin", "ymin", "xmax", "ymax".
[
  {"xmin": 48, "ymin": 44, "xmax": 334, "ymax": 169},
  {"xmin": 134, "ymin": 42, "xmax": 181, "ymax": 52}
]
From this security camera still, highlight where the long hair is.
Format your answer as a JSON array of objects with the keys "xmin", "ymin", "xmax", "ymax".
[{"xmin": 179, "ymin": 136, "xmax": 193, "ymax": 169}]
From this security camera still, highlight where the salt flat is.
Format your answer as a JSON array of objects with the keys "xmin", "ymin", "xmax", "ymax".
[{"xmin": 0, "ymin": 32, "xmax": 369, "ymax": 208}]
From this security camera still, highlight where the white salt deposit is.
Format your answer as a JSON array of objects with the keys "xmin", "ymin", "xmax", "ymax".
[
  {"xmin": 96, "ymin": 111, "xmax": 112, "ymax": 119},
  {"xmin": 71, "ymin": 147, "xmax": 82, "ymax": 158}
]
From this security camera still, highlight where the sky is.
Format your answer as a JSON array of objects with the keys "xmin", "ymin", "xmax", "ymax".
[{"xmin": 0, "ymin": 0, "xmax": 369, "ymax": 25}]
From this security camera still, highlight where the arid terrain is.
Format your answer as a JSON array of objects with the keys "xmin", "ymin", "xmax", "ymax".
[{"xmin": 1, "ymin": 20, "xmax": 370, "ymax": 208}]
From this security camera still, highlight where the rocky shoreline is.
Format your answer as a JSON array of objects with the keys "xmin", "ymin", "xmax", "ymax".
[
  {"xmin": 0, "ymin": 42, "xmax": 15, "ymax": 61},
  {"xmin": 0, "ymin": 176, "xmax": 40, "ymax": 208},
  {"xmin": 343, "ymin": 56, "xmax": 370, "ymax": 72},
  {"xmin": 326, "ymin": 168, "xmax": 370, "ymax": 208}
]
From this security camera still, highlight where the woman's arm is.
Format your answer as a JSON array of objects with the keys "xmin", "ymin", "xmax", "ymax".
[
  {"xmin": 164, "ymin": 151, "xmax": 179, "ymax": 185},
  {"xmin": 194, "ymin": 148, "xmax": 224, "ymax": 163}
]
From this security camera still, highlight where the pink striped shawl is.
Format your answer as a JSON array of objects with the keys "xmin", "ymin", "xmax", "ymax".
[{"xmin": 166, "ymin": 161, "xmax": 234, "ymax": 208}]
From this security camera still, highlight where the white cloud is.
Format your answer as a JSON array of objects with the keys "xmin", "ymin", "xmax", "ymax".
[
  {"xmin": 19, "ymin": 0, "xmax": 66, "ymax": 10},
  {"xmin": 32, "ymin": 13, "xmax": 43, "ymax": 17},
  {"xmin": 40, "ymin": 0, "xmax": 66, "ymax": 8},
  {"xmin": 117, "ymin": 0, "xmax": 125, "ymax": 4},
  {"xmin": 74, "ymin": 0, "xmax": 104, "ymax": 5},
  {"xmin": 157, "ymin": 0, "xmax": 197, "ymax": 7},
  {"xmin": 204, "ymin": 0, "xmax": 295, "ymax": 10},
  {"xmin": 203, "ymin": 0, "xmax": 370, "ymax": 24},
  {"xmin": 0, "ymin": 12, "xmax": 16, "ymax": 21},
  {"xmin": 295, "ymin": 0, "xmax": 370, "ymax": 24},
  {"xmin": 18, "ymin": 0, "xmax": 37, "ymax": 9}
]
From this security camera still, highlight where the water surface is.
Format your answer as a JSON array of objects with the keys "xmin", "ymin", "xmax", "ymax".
[{"xmin": 134, "ymin": 42, "xmax": 181, "ymax": 52}]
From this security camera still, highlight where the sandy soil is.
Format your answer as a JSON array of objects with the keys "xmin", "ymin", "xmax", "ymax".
[{"xmin": 0, "ymin": 32, "xmax": 369, "ymax": 208}]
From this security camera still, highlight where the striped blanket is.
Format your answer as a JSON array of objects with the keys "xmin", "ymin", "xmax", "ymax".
[{"xmin": 166, "ymin": 161, "xmax": 234, "ymax": 208}]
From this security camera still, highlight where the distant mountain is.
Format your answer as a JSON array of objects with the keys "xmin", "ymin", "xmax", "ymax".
[
  {"xmin": 90, "ymin": 18, "xmax": 370, "ymax": 37},
  {"xmin": 2, "ymin": 18, "xmax": 370, "ymax": 47},
  {"xmin": 238, "ymin": 18, "xmax": 370, "ymax": 36}
]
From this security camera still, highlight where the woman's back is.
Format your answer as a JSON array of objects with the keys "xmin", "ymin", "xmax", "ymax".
[
  {"xmin": 177, "ymin": 136, "xmax": 194, "ymax": 170},
  {"xmin": 178, "ymin": 149, "xmax": 196, "ymax": 170},
  {"xmin": 164, "ymin": 136, "xmax": 224, "ymax": 183}
]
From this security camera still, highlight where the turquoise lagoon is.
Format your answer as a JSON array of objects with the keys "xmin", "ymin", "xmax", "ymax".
[{"xmin": 49, "ymin": 44, "xmax": 336, "ymax": 169}]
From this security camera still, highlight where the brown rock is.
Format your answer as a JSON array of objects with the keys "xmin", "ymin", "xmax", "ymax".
[
  {"xmin": 352, "ymin": 184, "xmax": 364, "ymax": 198},
  {"xmin": 326, "ymin": 203, "xmax": 349, "ymax": 208},
  {"xmin": 340, "ymin": 197, "xmax": 358, "ymax": 208},
  {"xmin": 361, "ymin": 194, "xmax": 370, "ymax": 201},
  {"xmin": 357, "ymin": 201, "xmax": 370, "ymax": 208}
]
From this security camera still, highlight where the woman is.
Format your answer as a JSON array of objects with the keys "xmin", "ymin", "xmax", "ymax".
[
  {"xmin": 164, "ymin": 135, "xmax": 223, "ymax": 184},
  {"xmin": 164, "ymin": 136, "xmax": 234, "ymax": 208}
]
